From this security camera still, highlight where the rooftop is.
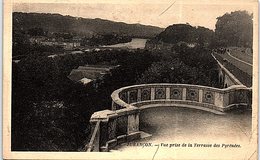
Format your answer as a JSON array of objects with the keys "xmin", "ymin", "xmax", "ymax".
[{"xmin": 67, "ymin": 64, "xmax": 120, "ymax": 84}]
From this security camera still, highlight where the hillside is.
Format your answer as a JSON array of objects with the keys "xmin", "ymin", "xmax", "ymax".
[
  {"xmin": 156, "ymin": 24, "xmax": 214, "ymax": 45},
  {"xmin": 13, "ymin": 12, "xmax": 164, "ymax": 38}
]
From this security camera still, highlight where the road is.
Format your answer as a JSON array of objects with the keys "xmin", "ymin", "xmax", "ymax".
[
  {"xmin": 217, "ymin": 48, "xmax": 253, "ymax": 76},
  {"xmin": 227, "ymin": 52, "xmax": 252, "ymax": 66},
  {"xmin": 228, "ymin": 48, "xmax": 253, "ymax": 65}
]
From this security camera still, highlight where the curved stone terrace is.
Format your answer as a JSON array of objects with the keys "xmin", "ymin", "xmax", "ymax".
[{"xmin": 86, "ymin": 83, "xmax": 252, "ymax": 152}]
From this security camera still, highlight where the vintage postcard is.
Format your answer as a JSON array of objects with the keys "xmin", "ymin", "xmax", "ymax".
[{"xmin": 3, "ymin": 0, "xmax": 258, "ymax": 159}]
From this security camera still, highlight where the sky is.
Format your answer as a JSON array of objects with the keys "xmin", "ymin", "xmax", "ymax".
[{"xmin": 13, "ymin": 0, "xmax": 255, "ymax": 30}]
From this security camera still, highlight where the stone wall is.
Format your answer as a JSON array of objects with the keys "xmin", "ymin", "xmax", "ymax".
[
  {"xmin": 112, "ymin": 84, "xmax": 251, "ymax": 111},
  {"xmin": 87, "ymin": 83, "xmax": 252, "ymax": 152},
  {"xmin": 213, "ymin": 53, "xmax": 252, "ymax": 87}
]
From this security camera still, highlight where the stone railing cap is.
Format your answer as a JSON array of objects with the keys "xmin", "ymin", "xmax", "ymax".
[{"xmin": 91, "ymin": 109, "xmax": 116, "ymax": 119}]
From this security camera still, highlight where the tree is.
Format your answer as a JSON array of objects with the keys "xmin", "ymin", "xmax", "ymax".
[
  {"xmin": 153, "ymin": 24, "xmax": 214, "ymax": 48},
  {"xmin": 28, "ymin": 27, "xmax": 45, "ymax": 36},
  {"xmin": 12, "ymin": 30, "xmax": 31, "ymax": 56},
  {"xmin": 215, "ymin": 10, "xmax": 253, "ymax": 48},
  {"xmin": 196, "ymin": 26, "xmax": 215, "ymax": 47},
  {"xmin": 137, "ymin": 46, "xmax": 220, "ymax": 87},
  {"xmin": 157, "ymin": 24, "xmax": 197, "ymax": 43}
]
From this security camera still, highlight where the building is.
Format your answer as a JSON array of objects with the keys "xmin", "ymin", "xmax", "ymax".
[{"xmin": 67, "ymin": 65, "xmax": 120, "ymax": 87}]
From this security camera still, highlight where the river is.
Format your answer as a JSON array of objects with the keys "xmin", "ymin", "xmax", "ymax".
[
  {"xmin": 45, "ymin": 38, "xmax": 148, "ymax": 59},
  {"xmin": 101, "ymin": 38, "xmax": 147, "ymax": 49}
]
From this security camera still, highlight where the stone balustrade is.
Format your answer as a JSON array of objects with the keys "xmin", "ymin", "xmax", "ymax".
[{"xmin": 87, "ymin": 83, "xmax": 252, "ymax": 152}]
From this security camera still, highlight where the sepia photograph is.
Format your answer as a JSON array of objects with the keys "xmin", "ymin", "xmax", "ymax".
[{"xmin": 3, "ymin": 0, "xmax": 258, "ymax": 159}]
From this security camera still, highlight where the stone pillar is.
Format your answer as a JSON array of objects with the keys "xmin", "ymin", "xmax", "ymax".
[
  {"xmin": 214, "ymin": 92, "xmax": 224, "ymax": 108},
  {"xmin": 87, "ymin": 120, "xmax": 101, "ymax": 152},
  {"xmin": 166, "ymin": 87, "xmax": 170, "ymax": 100},
  {"xmin": 105, "ymin": 117, "xmax": 118, "ymax": 149},
  {"xmin": 222, "ymin": 92, "xmax": 230, "ymax": 108},
  {"xmin": 151, "ymin": 87, "xmax": 155, "ymax": 100},
  {"xmin": 98, "ymin": 121, "xmax": 108, "ymax": 148},
  {"xmin": 126, "ymin": 109, "xmax": 140, "ymax": 142},
  {"xmin": 93, "ymin": 122, "xmax": 100, "ymax": 151},
  {"xmin": 182, "ymin": 88, "xmax": 186, "ymax": 100},
  {"xmin": 89, "ymin": 110, "xmax": 117, "ymax": 149},
  {"xmin": 93, "ymin": 123, "xmax": 100, "ymax": 151},
  {"xmin": 137, "ymin": 89, "xmax": 141, "ymax": 102},
  {"xmin": 107, "ymin": 118, "xmax": 117, "ymax": 141},
  {"xmin": 127, "ymin": 91, "xmax": 130, "ymax": 104},
  {"xmin": 127, "ymin": 111, "xmax": 140, "ymax": 134},
  {"xmin": 111, "ymin": 101, "xmax": 116, "ymax": 110},
  {"xmin": 223, "ymin": 72, "xmax": 226, "ymax": 88},
  {"xmin": 199, "ymin": 89, "xmax": 203, "ymax": 103}
]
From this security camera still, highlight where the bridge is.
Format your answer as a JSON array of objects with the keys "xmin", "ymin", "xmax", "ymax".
[{"xmin": 86, "ymin": 83, "xmax": 251, "ymax": 152}]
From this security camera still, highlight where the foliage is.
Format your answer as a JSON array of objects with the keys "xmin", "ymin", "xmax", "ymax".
[
  {"xmin": 156, "ymin": 24, "xmax": 214, "ymax": 47},
  {"xmin": 13, "ymin": 12, "xmax": 163, "ymax": 38},
  {"xmin": 11, "ymin": 49, "xmax": 159, "ymax": 151},
  {"xmin": 12, "ymin": 10, "xmax": 245, "ymax": 151},
  {"xmin": 12, "ymin": 30, "xmax": 64, "ymax": 57},
  {"xmin": 27, "ymin": 27, "xmax": 46, "ymax": 36},
  {"xmin": 138, "ymin": 45, "xmax": 220, "ymax": 88},
  {"xmin": 81, "ymin": 34, "xmax": 131, "ymax": 46},
  {"xmin": 215, "ymin": 10, "xmax": 253, "ymax": 48}
]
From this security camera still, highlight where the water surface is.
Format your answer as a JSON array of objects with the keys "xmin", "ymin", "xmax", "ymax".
[{"xmin": 101, "ymin": 38, "xmax": 147, "ymax": 49}]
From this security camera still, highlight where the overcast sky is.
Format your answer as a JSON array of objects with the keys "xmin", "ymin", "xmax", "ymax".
[{"xmin": 13, "ymin": 1, "xmax": 255, "ymax": 30}]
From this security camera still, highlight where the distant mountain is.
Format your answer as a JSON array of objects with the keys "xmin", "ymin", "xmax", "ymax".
[{"xmin": 13, "ymin": 12, "xmax": 164, "ymax": 38}]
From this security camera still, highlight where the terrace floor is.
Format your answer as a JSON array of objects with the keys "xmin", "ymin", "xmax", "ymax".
[{"xmin": 111, "ymin": 107, "xmax": 255, "ymax": 160}]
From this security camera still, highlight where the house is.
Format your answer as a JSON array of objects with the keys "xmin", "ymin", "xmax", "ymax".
[
  {"xmin": 67, "ymin": 65, "xmax": 120, "ymax": 87},
  {"xmin": 71, "ymin": 51, "xmax": 84, "ymax": 55},
  {"xmin": 177, "ymin": 41, "xmax": 197, "ymax": 48},
  {"xmin": 63, "ymin": 42, "xmax": 81, "ymax": 50},
  {"xmin": 72, "ymin": 36, "xmax": 82, "ymax": 42},
  {"xmin": 79, "ymin": 78, "xmax": 93, "ymax": 85},
  {"xmin": 29, "ymin": 36, "xmax": 47, "ymax": 44}
]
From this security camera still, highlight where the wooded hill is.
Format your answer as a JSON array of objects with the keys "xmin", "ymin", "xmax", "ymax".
[
  {"xmin": 156, "ymin": 24, "xmax": 214, "ymax": 46},
  {"xmin": 149, "ymin": 10, "xmax": 253, "ymax": 49},
  {"xmin": 13, "ymin": 12, "xmax": 164, "ymax": 38}
]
